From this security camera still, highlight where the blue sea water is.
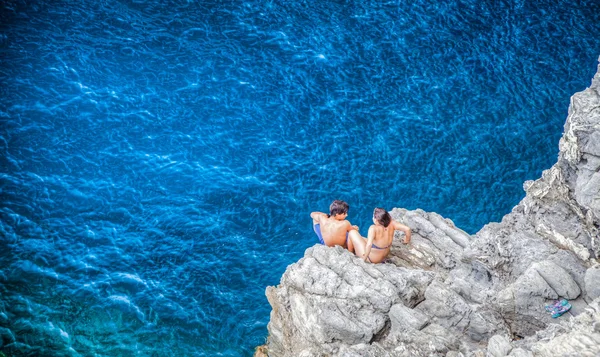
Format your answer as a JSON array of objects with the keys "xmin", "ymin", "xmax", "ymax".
[{"xmin": 1, "ymin": 0, "xmax": 599, "ymax": 355}]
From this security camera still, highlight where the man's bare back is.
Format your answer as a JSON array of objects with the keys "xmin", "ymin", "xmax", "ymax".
[{"xmin": 311, "ymin": 200, "xmax": 358, "ymax": 247}]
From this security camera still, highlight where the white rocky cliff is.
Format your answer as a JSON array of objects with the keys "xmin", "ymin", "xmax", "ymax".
[{"xmin": 256, "ymin": 59, "xmax": 600, "ymax": 357}]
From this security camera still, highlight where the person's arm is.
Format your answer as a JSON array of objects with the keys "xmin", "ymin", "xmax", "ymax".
[
  {"xmin": 363, "ymin": 226, "xmax": 375, "ymax": 262},
  {"xmin": 310, "ymin": 211, "xmax": 327, "ymax": 224},
  {"xmin": 346, "ymin": 221, "xmax": 359, "ymax": 232},
  {"xmin": 393, "ymin": 220, "xmax": 411, "ymax": 244}
]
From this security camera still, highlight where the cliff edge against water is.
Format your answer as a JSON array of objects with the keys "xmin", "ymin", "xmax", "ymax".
[{"xmin": 257, "ymin": 59, "xmax": 600, "ymax": 357}]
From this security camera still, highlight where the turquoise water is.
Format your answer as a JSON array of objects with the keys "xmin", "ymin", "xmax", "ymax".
[{"xmin": 1, "ymin": 0, "xmax": 599, "ymax": 355}]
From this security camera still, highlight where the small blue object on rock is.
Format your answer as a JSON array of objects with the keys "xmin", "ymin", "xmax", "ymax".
[{"xmin": 544, "ymin": 299, "xmax": 571, "ymax": 318}]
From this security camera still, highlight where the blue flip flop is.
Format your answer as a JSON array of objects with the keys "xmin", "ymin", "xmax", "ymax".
[{"xmin": 544, "ymin": 299, "xmax": 571, "ymax": 318}]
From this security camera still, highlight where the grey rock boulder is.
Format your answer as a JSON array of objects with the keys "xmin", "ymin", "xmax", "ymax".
[
  {"xmin": 389, "ymin": 304, "xmax": 429, "ymax": 333},
  {"xmin": 507, "ymin": 348, "xmax": 532, "ymax": 357},
  {"xmin": 585, "ymin": 265, "xmax": 600, "ymax": 300},
  {"xmin": 486, "ymin": 334, "xmax": 512, "ymax": 357},
  {"xmin": 532, "ymin": 260, "xmax": 581, "ymax": 299}
]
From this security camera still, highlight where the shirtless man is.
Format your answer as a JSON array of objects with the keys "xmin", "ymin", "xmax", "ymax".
[{"xmin": 311, "ymin": 200, "xmax": 359, "ymax": 248}]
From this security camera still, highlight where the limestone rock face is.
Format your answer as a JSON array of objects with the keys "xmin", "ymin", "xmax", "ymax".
[
  {"xmin": 487, "ymin": 335, "xmax": 512, "ymax": 357},
  {"xmin": 258, "ymin": 59, "xmax": 600, "ymax": 356},
  {"xmin": 265, "ymin": 245, "xmax": 435, "ymax": 356}
]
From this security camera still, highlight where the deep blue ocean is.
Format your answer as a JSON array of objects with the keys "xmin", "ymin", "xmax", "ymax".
[{"xmin": 1, "ymin": 0, "xmax": 599, "ymax": 355}]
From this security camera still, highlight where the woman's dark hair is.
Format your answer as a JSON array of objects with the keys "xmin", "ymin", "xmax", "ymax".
[
  {"xmin": 328, "ymin": 200, "xmax": 349, "ymax": 217},
  {"xmin": 373, "ymin": 207, "xmax": 391, "ymax": 228}
]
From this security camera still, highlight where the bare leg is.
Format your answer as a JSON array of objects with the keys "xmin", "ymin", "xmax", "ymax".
[
  {"xmin": 348, "ymin": 230, "xmax": 367, "ymax": 259},
  {"xmin": 347, "ymin": 233, "xmax": 354, "ymax": 253}
]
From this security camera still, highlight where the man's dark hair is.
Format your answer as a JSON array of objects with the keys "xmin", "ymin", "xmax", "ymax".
[
  {"xmin": 373, "ymin": 207, "xmax": 392, "ymax": 228},
  {"xmin": 329, "ymin": 200, "xmax": 349, "ymax": 217}
]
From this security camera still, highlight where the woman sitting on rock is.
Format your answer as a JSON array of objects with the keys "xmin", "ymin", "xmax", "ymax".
[{"xmin": 348, "ymin": 208, "xmax": 411, "ymax": 263}]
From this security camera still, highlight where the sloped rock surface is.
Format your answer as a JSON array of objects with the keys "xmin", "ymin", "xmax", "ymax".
[
  {"xmin": 258, "ymin": 59, "xmax": 600, "ymax": 356},
  {"xmin": 515, "ymin": 298, "xmax": 600, "ymax": 357},
  {"xmin": 265, "ymin": 245, "xmax": 435, "ymax": 356}
]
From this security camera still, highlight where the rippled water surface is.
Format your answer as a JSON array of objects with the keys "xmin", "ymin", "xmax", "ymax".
[{"xmin": 1, "ymin": 0, "xmax": 599, "ymax": 355}]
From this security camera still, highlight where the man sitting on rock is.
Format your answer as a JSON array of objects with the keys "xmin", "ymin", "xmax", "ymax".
[{"xmin": 311, "ymin": 200, "xmax": 359, "ymax": 248}]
